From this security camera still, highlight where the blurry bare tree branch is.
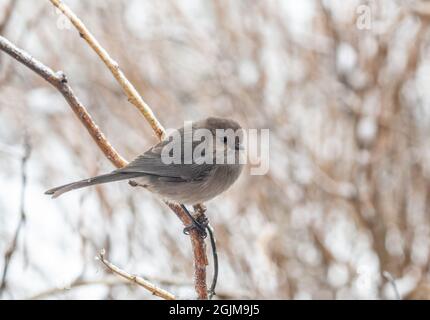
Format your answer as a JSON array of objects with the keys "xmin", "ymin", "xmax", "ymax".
[
  {"xmin": 0, "ymin": 0, "xmax": 17, "ymax": 34},
  {"xmin": 0, "ymin": 133, "xmax": 30, "ymax": 297}
]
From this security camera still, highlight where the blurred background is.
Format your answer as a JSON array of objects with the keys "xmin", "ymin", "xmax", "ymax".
[{"xmin": 1, "ymin": 0, "xmax": 430, "ymax": 299}]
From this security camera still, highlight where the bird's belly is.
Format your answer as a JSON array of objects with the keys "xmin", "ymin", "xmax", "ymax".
[
  {"xmin": 138, "ymin": 164, "xmax": 242, "ymax": 205},
  {"xmin": 146, "ymin": 180, "xmax": 220, "ymax": 205}
]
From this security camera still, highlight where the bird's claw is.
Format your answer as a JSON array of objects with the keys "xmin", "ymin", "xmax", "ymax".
[
  {"xmin": 128, "ymin": 180, "xmax": 138, "ymax": 187},
  {"xmin": 183, "ymin": 216, "xmax": 209, "ymax": 239},
  {"xmin": 208, "ymin": 289, "xmax": 216, "ymax": 300}
]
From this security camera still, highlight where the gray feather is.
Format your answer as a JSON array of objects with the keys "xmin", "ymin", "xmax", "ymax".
[
  {"xmin": 45, "ymin": 172, "xmax": 143, "ymax": 198},
  {"xmin": 117, "ymin": 125, "xmax": 215, "ymax": 182}
]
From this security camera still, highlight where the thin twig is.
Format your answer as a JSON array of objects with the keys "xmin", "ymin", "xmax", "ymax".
[
  {"xmin": 0, "ymin": 134, "xmax": 30, "ymax": 296},
  {"xmin": 97, "ymin": 249, "xmax": 176, "ymax": 300}
]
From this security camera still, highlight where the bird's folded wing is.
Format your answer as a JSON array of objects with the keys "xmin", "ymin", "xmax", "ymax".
[{"xmin": 116, "ymin": 142, "xmax": 213, "ymax": 182}]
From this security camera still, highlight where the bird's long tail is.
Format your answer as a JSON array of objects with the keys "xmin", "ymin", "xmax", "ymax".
[{"xmin": 45, "ymin": 171, "xmax": 143, "ymax": 198}]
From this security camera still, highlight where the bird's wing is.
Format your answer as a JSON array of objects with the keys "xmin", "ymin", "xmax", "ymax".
[{"xmin": 116, "ymin": 134, "xmax": 214, "ymax": 182}]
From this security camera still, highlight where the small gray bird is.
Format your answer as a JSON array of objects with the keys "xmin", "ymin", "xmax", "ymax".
[{"xmin": 45, "ymin": 117, "xmax": 244, "ymax": 207}]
